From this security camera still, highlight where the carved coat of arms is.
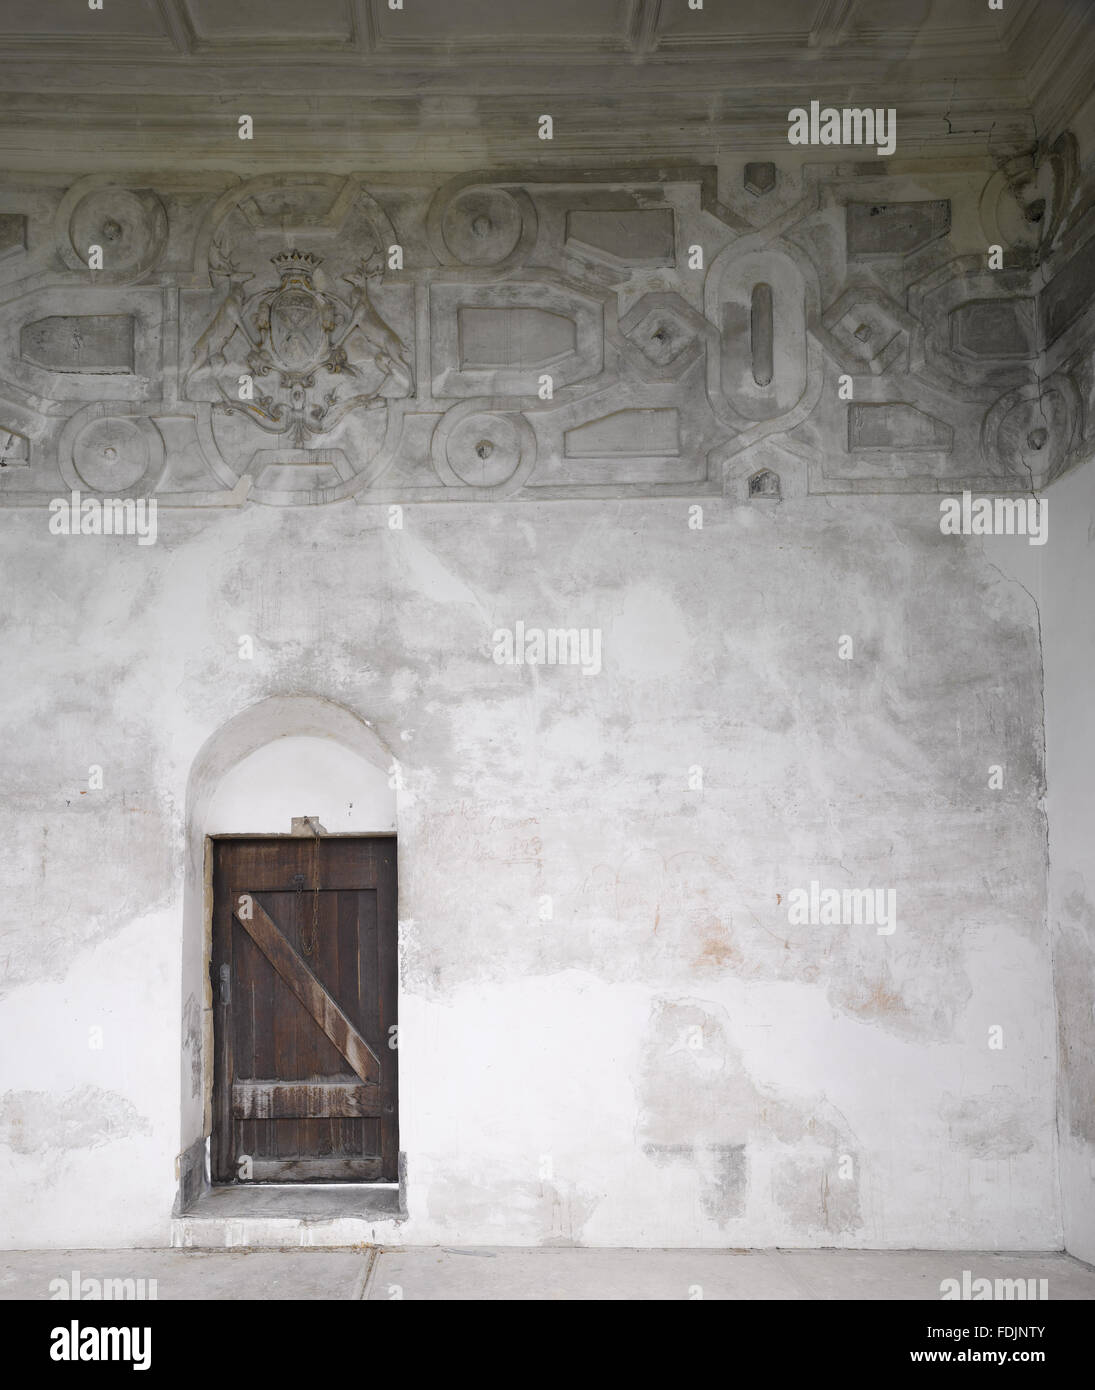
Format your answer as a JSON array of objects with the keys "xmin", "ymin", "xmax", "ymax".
[{"xmin": 185, "ymin": 243, "xmax": 414, "ymax": 447}]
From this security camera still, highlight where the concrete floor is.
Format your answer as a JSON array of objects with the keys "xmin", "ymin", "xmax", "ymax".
[{"xmin": 2, "ymin": 1249, "xmax": 1093, "ymax": 1300}]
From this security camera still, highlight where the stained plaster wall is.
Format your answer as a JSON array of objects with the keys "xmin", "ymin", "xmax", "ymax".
[
  {"xmin": 0, "ymin": 486, "xmax": 1057, "ymax": 1249},
  {"xmin": 1044, "ymin": 455, "xmax": 1095, "ymax": 1265},
  {"xmin": 2, "ymin": 106, "xmax": 1092, "ymax": 1249},
  {"xmin": 1039, "ymin": 85, "xmax": 1095, "ymax": 1267}
]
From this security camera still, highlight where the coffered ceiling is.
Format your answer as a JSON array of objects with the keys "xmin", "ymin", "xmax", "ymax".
[{"xmin": 0, "ymin": 0, "xmax": 1092, "ymax": 167}]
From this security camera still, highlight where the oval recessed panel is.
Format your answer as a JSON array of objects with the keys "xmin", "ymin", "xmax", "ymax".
[{"xmin": 713, "ymin": 249, "xmax": 806, "ymax": 422}]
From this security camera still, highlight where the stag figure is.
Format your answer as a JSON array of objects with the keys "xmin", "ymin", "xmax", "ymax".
[
  {"xmin": 335, "ymin": 249, "xmax": 415, "ymax": 396},
  {"xmin": 184, "ymin": 241, "xmax": 258, "ymax": 391}
]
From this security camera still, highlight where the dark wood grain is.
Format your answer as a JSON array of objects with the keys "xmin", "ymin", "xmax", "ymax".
[
  {"xmin": 233, "ymin": 898, "xmax": 381, "ymax": 1083},
  {"xmin": 210, "ymin": 836, "xmax": 398, "ymax": 1183}
]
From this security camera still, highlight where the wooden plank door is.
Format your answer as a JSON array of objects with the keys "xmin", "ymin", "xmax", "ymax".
[{"xmin": 210, "ymin": 836, "xmax": 397, "ymax": 1183}]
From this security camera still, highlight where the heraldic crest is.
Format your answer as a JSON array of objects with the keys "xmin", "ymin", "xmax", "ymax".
[{"xmin": 185, "ymin": 240, "xmax": 414, "ymax": 447}]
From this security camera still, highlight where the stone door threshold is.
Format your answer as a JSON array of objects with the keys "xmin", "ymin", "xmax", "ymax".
[
  {"xmin": 172, "ymin": 1183, "xmax": 404, "ymax": 1248},
  {"xmin": 184, "ymin": 1183, "xmax": 401, "ymax": 1220}
]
